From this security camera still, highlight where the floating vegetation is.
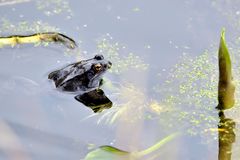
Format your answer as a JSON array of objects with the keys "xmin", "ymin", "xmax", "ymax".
[
  {"xmin": 217, "ymin": 29, "xmax": 235, "ymax": 110},
  {"xmin": 0, "ymin": 18, "xmax": 59, "ymax": 35},
  {"xmin": 93, "ymin": 29, "xmax": 240, "ymax": 146},
  {"xmin": 84, "ymin": 132, "xmax": 180, "ymax": 160},
  {"xmin": 97, "ymin": 35, "xmax": 149, "ymax": 74},
  {"xmin": 153, "ymin": 51, "xmax": 219, "ymax": 136},
  {"xmin": 152, "ymin": 30, "xmax": 240, "ymax": 141},
  {"xmin": 0, "ymin": 0, "xmax": 73, "ymax": 18},
  {"xmin": 36, "ymin": 0, "xmax": 73, "ymax": 18}
]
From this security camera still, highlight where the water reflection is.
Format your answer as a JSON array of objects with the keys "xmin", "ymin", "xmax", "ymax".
[
  {"xmin": 218, "ymin": 111, "xmax": 235, "ymax": 160},
  {"xmin": 75, "ymin": 89, "xmax": 112, "ymax": 113}
]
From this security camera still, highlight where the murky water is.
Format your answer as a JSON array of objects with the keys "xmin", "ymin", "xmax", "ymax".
[{"xmin": 0, "ymin": 0, "xmax": 240, "ymax": 159}]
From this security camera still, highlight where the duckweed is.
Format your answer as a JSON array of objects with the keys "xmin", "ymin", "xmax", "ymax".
[
  {"xmin": 97, "ymin": 35, "xmax": 149, "ymax": 74},
  {"xmin": 36, "ymin": 0, "xmax": 73, "ymax": 18}
]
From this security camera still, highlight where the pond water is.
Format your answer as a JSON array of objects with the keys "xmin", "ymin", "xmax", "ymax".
[{"xmin": 0, "ymin": 0, "xmax": 240, "ymax": 160}]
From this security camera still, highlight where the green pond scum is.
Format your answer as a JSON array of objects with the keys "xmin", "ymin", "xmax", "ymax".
[
  {"xmin": 36, "ymin": 0, "xmax": 73, "ymax": 18},
  {"xmin": 0, "ymin": 18, "xmax": 59, "ymax": 34},
  {"xmin": 0, "ymin": 0, "xmax": 73, "ymax": 18},
  {"xmin": 84, "ymin": 30, "xmax": 237, "ymax": 160},
  {"xmin": 97, "ymin": 36, "xmax": 149, "ymax": 74},
  {"xmin": 91, "ymin": 29, "xmax": 237, "ymax": 149},
  {"xmin": 148, "ymin": 29, "xmax": 240, "ymax": 143}
]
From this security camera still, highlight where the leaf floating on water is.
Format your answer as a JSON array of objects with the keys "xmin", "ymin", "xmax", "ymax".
[
  {"xmin": 217, "ymin": 29, "xmax": 235, "ymax": 110},
  {"xmin": 84, "ymin": 146, "xmax": 130, "ymax": 160},
  {"xmin": 84, "ymin": 132, "xmax": 180, "ymax": 160},
  {"xmin": 100, "ymin": 146, "xmax": 130, "ymax": 155},
  {"xmin": 0, "ymin": 19, "xmax": 59, "ymax": 34}
]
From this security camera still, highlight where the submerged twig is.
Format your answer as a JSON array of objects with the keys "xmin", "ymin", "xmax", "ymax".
[{"xmin": 0, "ymin": 32, "xmax": 77, "ymax": 49}]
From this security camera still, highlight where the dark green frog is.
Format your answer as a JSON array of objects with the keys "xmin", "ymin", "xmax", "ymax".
[{"xmin": 48, "ymin": 54, "xmax": 112, "ymax": 113}]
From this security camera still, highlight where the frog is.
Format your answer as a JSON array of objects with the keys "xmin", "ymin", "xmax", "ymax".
[
  {"xmin": 0, "ymin": 32, "xmax": 112, "ymax": 112},
  {"xmin": 48, "ymin": 54, "xmax": 113, "ymax": 113}
]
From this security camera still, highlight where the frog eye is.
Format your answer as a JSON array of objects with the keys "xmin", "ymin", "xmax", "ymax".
[
  {"xmin": 94, "ymin": 54, "xmax": 104, "ymax": 60},
  {"xmin": 93, "ymin": 63, "xmax": 102, "ymax": 72}
]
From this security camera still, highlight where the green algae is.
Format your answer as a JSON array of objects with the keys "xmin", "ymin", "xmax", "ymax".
[
  {"xmin": 97, "ymin": 35, "xmax": 149, "ymax": 74},
  {"xmin": 36, "ymin": 0, "xmax": 73, "ymax": 18},
  {"xmin": 0, "ymin": 18, "xmax": 59, "ymax": 34}
]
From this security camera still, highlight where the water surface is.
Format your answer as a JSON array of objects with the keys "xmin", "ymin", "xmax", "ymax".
[{"xmin": 0, "ymin": 0, "xmax": 240, "ymax": 159}]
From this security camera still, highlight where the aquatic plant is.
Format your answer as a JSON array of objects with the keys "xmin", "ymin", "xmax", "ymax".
[
  {"xmin": 0, "ymin": 0, "xmax": 73, "ymax": 18},
  {"xmin": 94, "ymin": 29, "xmax": 239, "ymax": 145},
  {"xmin": 0, "ymin": 32, "xmax": 76, "ymax": 49},
  {"xmin": 0, "ymin": 18, "xmax": 78, "ymax": 49},
  {"xmin": 218, "ymin": 111, "xmax": 236, "ymax": 160},
  {"xmin": 36, "ymin": 0, "xmax": 73, "ymax": 18},
  {"xmin": 217, "ymin": 29, "xmax": 235, "ymax": 110},
  {"xmin": 152, "ymin": 29, "xmax": 240, "ymax": 142},
  {"xmin": 84, "ymin": 132, "xmax": 180, "ymax": 160},
  {"xmin": 96, "ymin": 35, "xmax": 149, "ymax": 74},
  {"xmin": 0, "ymin": 18, "xmax": 59, "ymax": 35},
  {"xmin": 91, "ymin": 29, "xmax": 240, "ymax": 151}
]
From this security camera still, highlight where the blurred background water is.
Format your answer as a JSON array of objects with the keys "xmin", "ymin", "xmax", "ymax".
[{"xmin": 0, "ymin": 0, "xmax": 240, "ymax": 159}]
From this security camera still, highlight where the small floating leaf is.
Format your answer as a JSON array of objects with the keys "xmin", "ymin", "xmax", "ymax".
[
  {"xmin": 100, "ymin": 146, "xmax": 130, "ymax": 155},
  {"xmin": 217, "ymin": 29, "xmax": 235, "ymax": 110},
  {"xmin": 84, "ymin": 132, "xmax": 180, "ymax": 160},
  {"xmin": 84, "ymin": 146, "xmax": 130, "ymax": 160}
]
